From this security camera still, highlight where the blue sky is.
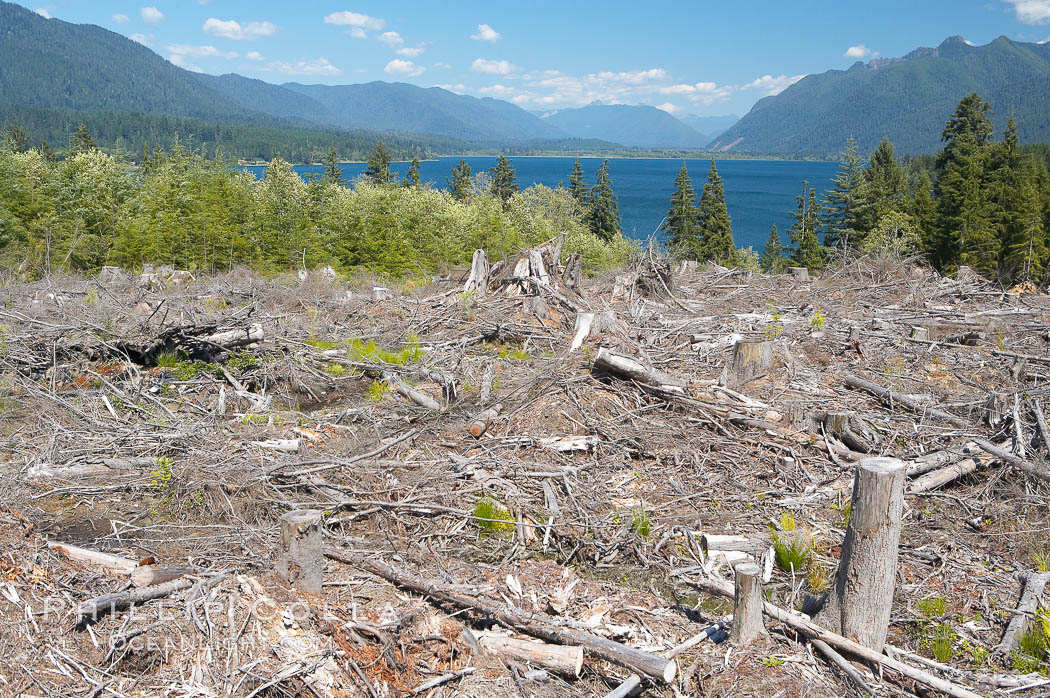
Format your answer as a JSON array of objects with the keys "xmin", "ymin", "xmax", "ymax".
[{"xmin": 21, "ymin": 0, "xmax": 1050, "ymax": 117}]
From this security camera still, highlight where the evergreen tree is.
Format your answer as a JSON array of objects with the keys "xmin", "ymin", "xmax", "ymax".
[
  {"xmin": 855, "ymin": 138, "xmax": 908, "ymax": 237},
  {"xmin": 760, "ymin": 224, "xmax": 786, "ymax": 273},
  {"xmin": 821, "ymin": 137, "xmax": 864, "ymax": 251},
  {"xmin": 994, "ymin": 120, "xmax": 1048, "ymax": 282},
  {"xmin": 37, "ymin": 139, "xmax": 55, "ymax": 164},
  {"xmin": 911, "ymin": 169, "xmax": 937, "ymax": 257},
  {"xmin": 568, "ymin": 158, "xmax": 587, "ymax": 203},
  {"xmin": 789, "ymin": 181, "xmax": 824, "ymax": 271},
  {"xmin": 489, "ymin": 154, "xmax": 518, "ymax": 206},
  {"xmin": 364, "ymin": 141, "xmax": 393, "ymax": 185},
  {"xmin": 664, "ymin": 162, "xmax": 697, "ymax": 256},
  {"xmin": 5, "ymin": 124, "xmax": 29, "ymax": 153},
  {"xmin": 322, "ymin": 145, "xmax": 346, "ymax": 186},
  {"xmin": 696, "ymin": 160, "xmax": 734, "ymax": 263},
  {"xmin": 586, "ymin": 160, "xmax": 620, "ymax": 241},
  {"xmin": 403, "ymin": 157, "xmax": 421, "ymax": 188},
  {"xmin": 70, "ymin": 124, "xmax": 97, "ymax": 155},
  {"xmin": 938, "ymin": 93, "xmax": 994, "ymax": 168},
  {"xmin": 447, "ymin": 159, "xmax": 472, "ymax": 201}
]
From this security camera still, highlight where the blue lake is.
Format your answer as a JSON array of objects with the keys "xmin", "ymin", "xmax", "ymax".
[{"xmin": 243, "ymin": 157, "xmax": 839, "ymax": 251}]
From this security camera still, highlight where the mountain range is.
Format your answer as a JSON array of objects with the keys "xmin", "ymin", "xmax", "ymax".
[
  {"xmin": 712, "ymin": 35, "xmax": 1050, "ymax": 156},
  {"xmin": 4, "ymin": 0, "xmax": 1049, "ymax": 158}
]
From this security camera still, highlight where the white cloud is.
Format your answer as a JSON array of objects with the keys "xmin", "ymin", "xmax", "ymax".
[
  {"xmin": 384, "ymin": 59, "xmax": 425, "ymax": 77},
  {"xmin": 323, "ymin": 10, "xmax": 385, "ymax": 38},
  {"xmin": 1004, "ymin": 0, "xmax": 1050, "ymax": 24},
  {"xmin": 169, "ymin": 54, "xmax": 203, "ymax": 72},
  {"xmin": 245, "ymin": 51, "xmax": 265, "ymax": 61},
  {"xmin": 845, "ymin": 43, "xmax": 873, "ymax": 58},
  {"xmin": 435, "ymin": 83, "xmax": 467, "ymax": 93},
  {"xmin": 594, "ymin": 68, "xmax": 669, "ymax": 84},
  {"xmin": 35, "ymin": 8, "xmax": 52, "ymax": 18},
  {"xmin": 203, "ymin": 18, "xmax": 277, "ymax": 40},
  {"xmin": 471, "ymin": 23, "xmax": 502, "ymax": 42},
  {"xmin": 263, "ymin": 57, "xmax": 341, "ymax": 76},
  {"xmin": 478, "ymin": 84, "xmax": 517, "ymax": 98},
  {"xmin": 742, "ymin": 73, "xmax": 806, "ymax": 96},
  {"xmin": 168, "ymin": 44, "xmax": 239, "ymax": 59},
  {"xmin": 471, "ymin": 58, "xmax": 519, "ymax": 75},
  {"xmin": 433, "ymin": 61, "xmax": 453, "ymax": 69},
  {"xmin": 112, "ymin": 13, "xmax": 129, "ymax": 23},
  {"xmin": 397, "ymin": 46, "xmax": 425, "ymax": 58},
  {"xmin": 141, "ymin": 6, "xmax": 163, "ymax": 24},
  {"xmin": 520, "ymin": 66, "xmax": 675, "ymax": 107},
  {"xmin": 656, "ymin": 102, "xmax": 683, "ymax": 114},
  {"xmin": 129, "ymin": 33, "xmax": 150, "ymax": 45},
  {"xmin": 378, "ymin": 31, "xmax": 404, "ymax": 48}
]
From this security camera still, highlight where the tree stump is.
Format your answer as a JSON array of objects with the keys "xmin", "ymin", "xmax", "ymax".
[
  {"xmin": 279, "ymin": 509, "xmax": 324, "ymax": 593},
  {"xmin": 728, "ymin": 340, "xmax": 773, "ymax": 387},
  {"xmin": 816, "ymin": 458, "xmax": 907, "ymax": 650},
  {"xmin": 371, "ymin": 287, "xmax": 392, "ymax": 301},
  {"xmin": 788, "ymin": 266, "xmax": 810, "ymax": 281},
  {"xmin": 910, "ymin": 326, "xmax": 930, "ymax": 341},
  {"xmin": 731, "ymin": 562, "xmax": 768, "ymax": 647},
  {"xmin": 463, "ymin": 249, "xmax": 489, "ymax": 294}
]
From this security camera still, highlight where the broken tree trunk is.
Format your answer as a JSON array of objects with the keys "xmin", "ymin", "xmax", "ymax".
[
  {"xmin": 569, "ymin": 312, "xmax": 594, "ymax": 353},
  {"xmin": 997, "ymin": 571, "xmax": 1050, "ymax": 656},
  {"xmin": 816, "ymin": 457, "xmax": 907, "ymax": 651},
  {"xmin": 278, "ymin": 509, "xmax": 324, "ymax": 593},
  {"xmin": 592, "ymin": 348, "xmax": 686, "ymax": 394},
  {"xmin": 823, "ymin": 412, "xmax": 876, "ymax": 453},
  {"xmin": 47, "ymin": 542, "xmax": 137, "ymax": 575},
  {"xmin": 909, "ymin": 457, "xmax": 982, "ymax": 494},
  {"xmin": 731, "ymin": 562, "xmax": 768, "ymax": 647},
  {"xmin": 474, "ymin": 631, "xmax": 584, "ymax": 677},
  {"xmin": 973, "ymin": 438, "xmax": 1050, "ymax": 484},
  {"xmin": 325, "ymin": 549, "xmax": 676, "ymax": 683},
  {"xmin": 463, "ymin": 249, "xmax": 489, "ymax": 294},
  {"xmin": 728, "ymin": 340, "xmax": 773, "ymax": 387},
  {"xmin": 79, "ymin": 576, "xmax": 197, "ymax": 622},
  {"xmin": 563, "ymin": 253, "xmax": 582, "ymax": 291},
  {"xmin": 469, "ymin": 403, "xmax": 503, "ymax": 438},
  {"xmin": 844, "ymin": 373, "xmax": 970, "ymax": 428}
]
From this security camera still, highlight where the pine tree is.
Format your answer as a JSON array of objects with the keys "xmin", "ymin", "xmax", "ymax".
[
  {"xmin": 855, "ymin": 138, "xmax": 908, "ymax": 240},
  {"xmin": 403, "ymin": 157, "xmax": 421, "ymax": 188},
  {"xmin": 821, "ymin": 138, "xmax": 864, "ymax": 251},
  {"xmin": 696, "ymin": 160, "xmax": 734, "ymax": 263},
  {"xmin": 586, "ymin": 160, "xmax": 620, "ymax": 241},
  {"xmin": 489, "ymin": 154, "xmax": 518, "ymax": 206},
  {"xmin": 364, "ymin": 141, "xmax": 393, "ymax": 185},
  {"xmin": 938, "ymin": 93, "xmax": 994, "ymax": 167},
  {"xmin": 447, "ymin": 159, "xmax": 472, "ymax": 201},
  {"xmin": 911, "ymin": 169, "xmax": 937, "ymax": 257},
  {"xmin": 760, "ymin": 224, "xmax": 786, "ymax": 273},
  {"xmin": 789, "ymin": 181, "xmax": 824, "ymax": 271},
  {"xmin": 994, "ymin": 120, "xmax": 1048, "ymax": 283},
  {"xmin": 38, "ymin": 139, "xmax": 56, "ymax": 163},
  {"xmin": 664, "ymin": 162, "xmax": 697, "ymax": 256},
  {"xmin": 70, "ymin": 124, "xmax": 97, "ymax": 155},
  {"xmin": 322, "ymin": 145, "xmax": 346, "ymax": 186},
  {"xmin": 568, "ymin": 158, "xmax": 587, "ymax": 203},
  {"xmin": 5, "ymin": 124, "xmax": 29, "ymax": 153}
]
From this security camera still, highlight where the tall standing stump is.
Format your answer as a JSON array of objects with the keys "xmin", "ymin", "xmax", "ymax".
[
  {"xmin": 731, "ymin": 562, "xmax": 768, "ymax": 647},
  {"xmin": 728, "ymin": 339, "xmax": 773, "ymax": 387},
  {"xmin": 816, "ymin": 457, "xmax": 907, "ymax": 650},
  {"xmin": 279, "ymin": 509, "xmax": 324, "ymax": 593}
]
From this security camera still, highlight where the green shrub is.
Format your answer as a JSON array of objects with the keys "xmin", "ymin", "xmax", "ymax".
[
  {"xmin": 473, "ymin": 496, "xmax": 515, "ymax": 534},
  {"xmin": 918, "ymin": 596, "xmax": 947, "ymax": 619},
  {"xmin": 771, "ymin": 511, "xmax": 812, "ymax": 574},
  {"xmin": 631, "ymin": 503, "xmax": 652, "ymax": 539}
]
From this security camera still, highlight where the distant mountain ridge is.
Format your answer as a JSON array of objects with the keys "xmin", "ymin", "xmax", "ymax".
[
  {"xmin": 710, "ymin": 35, "xmax": 1050, "ymax": 156},
  {"xmin": 540, "ymin": 103, "xmax": 710, "ymax": 149}
]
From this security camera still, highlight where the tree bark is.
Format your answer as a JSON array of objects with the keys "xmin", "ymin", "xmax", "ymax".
[
  {"xmin": 474, "ymin": 631, "xmax": 584, "ymax": 677},
  {"xmin": 731, "ymin": 562, "xmax": 768, "ymax": 647},
  {"xmin": 728, "ymin": 340, "xmax": 773, "ymax": 387},
  {"xmin": 463, "ymin": 249, "xmax": 489, "ymax": 294},
  {"xmin": 592, "ymin": 348, "xmax": 686, "ymax": 394},
  {"xmin": 816, "ymin": 457, "xmax": 907, "ymax": 651},
  {"xmin": 997, "ymin": 571, "xmax": 1050, "ymax": 656},
  {"xmin": 279, "ymin": 509, "xmax": 324, "ymax": 593}
]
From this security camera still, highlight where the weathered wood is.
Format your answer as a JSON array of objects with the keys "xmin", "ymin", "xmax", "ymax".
[
  {"xmin": 690, "ymin": 576, "xmax": 982, "ymax": 698},
  {"xmin": 997, "ymin": 571, "xmax": 1050, "ymax": 656},
  {"xmin": 326, "ymin": 550, "xmax": 677, "ymax": 683},
  {"xmin": 731, "ymin": 562, "xmax": 767, "ymax": 647},
  {"xmin": 728, "ymin": 340, "xmax": 773, "ymax": 387},
  {"xmin": 844, "ymin": 374, "xmax": 970, "ymax": 428},
  {"xmin": 973, "ymin": 438, "xmax": 1050, "ymax": 483},
  {"xmin": 79, "ymin": 576, "xmax": 196, "ymax": 622},
  {"xmin": 816, "ymin": 457, "xmax": 907, "ymax": 651},
  {"xmin": 602, "ymin": 674, "xmax": 641, "ymax": 698},
  {"xmin": 909, "ymin": 458, "xmax": 981, "ymax": 494},
  {"xmin": 203, "ymin": 324, "xmax": 264, "ymax": 349},
  {"xmin": 823, "ymin": 412, "xmax": 875, "ymax": 453},
  {"xmin": 700, "ymin": 533, "xmax": 769, "ymax": 558},
  {"xmin": 910, "ymin": 326, "xmax": 930, "ymax": 341},
  {"xmin": 569, "ymin": 312, "xmax": 595, "ymax": 353},
  {"xmin": 811, "ymin": 638, "xmax": 876, "ymax": 696},
  {"xmin": 371, "ymin": 286, "xmax": 392, "ymax": 301},
  {"xmin": 563, "ymin": 253, "xmax": 582, "ymax": 291},
  {"xmin": 130, "ymin": 565, "xmax": 194, "ymax": 588},
  {"xmin": 279, "ymin": 510, "xmax": 324, "ymax": 593},
  {"xmin": 475, "ymin": 631, "xmax": 584, "ymax": 677},
  {"xmin": 592, "ymin": 348, "xmax": 686, "ymax": 394},
  {"xmin": 47, "ymin": 542, "xmax": 137, "ymax": 575},
  {"xmin": 463, "ymin": 249, "xmax": 489, "ymax": 294},
  {"xmin": 788, "ymin": 266, "xmax": 810, "ymax": 281},
  {"xmin": 384, "ymin": 371, "xmax": 441, "ymax": 411},
  {"xmin": 470, "ymin": 403, "xmax": 503, "ymax": 438}
]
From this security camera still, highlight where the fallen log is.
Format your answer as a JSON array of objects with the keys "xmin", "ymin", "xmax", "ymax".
[
  {"xmin": 689, "ymin": 575, "xmax": 982, "ymax": 698},
  {"xmin": 470, "ymin": 403, "xmax": 503, "ymax": 438},
  {"xmin": 843, "ymin": 374, "xmax": 969, "ymax": 428},
  {"xmin": 592, "ymin": 348, "xmax": 686, "ymax": 394},
  {"xmin": 48, "ymin": 542, "xmax": 137, "ymax": 575},
  {"xmin": 997, "ymin": 571, "xmax": 1050, "ymax": 656},
  {"xmin": 79, "ymin": 576, "xmax": 197, "ymax": 622},
  {"xmin": 474, "ymin": 630, "xmax": 584, "ymax": 677},
  {"xmin": 909, "ymin": 458, "xmax": 982, "ymax": 494},
  {"xmin": 973, "ymin": 439, "xmax": 1050, "ymax": 484},
  {"xmin": 325, "ymin": 549, "xmax": 677, "ymax": 683}
]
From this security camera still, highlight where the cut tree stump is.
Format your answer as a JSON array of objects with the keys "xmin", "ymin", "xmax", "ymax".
[
  {"xmin": 371, "ymin": 287, "xmax": 392, "ymax": 301},
  {"xmin": 910, "ymin": 326, "xmax": 930, "ymax": 341},
  {"xmin": 469, "ymin": 403, "xmax": 503, "ymax": 438},
  {"xmin": 731, "ymin": 562, "xmax": 768, "ymax": 647},
  {"xmin": 788, "ymin": 266, "xmax": 810, "ymax": 281},
  {"xmin": 816, "ymin": 457, "xmax": 907, "ymax": 650},
  {"xmin": 278, "ymin": 509, "xmax": 324, "ymax": 593},
  {"xmin": 728, "ymin": 340, "xmax": 773, "ymax": 387}
]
